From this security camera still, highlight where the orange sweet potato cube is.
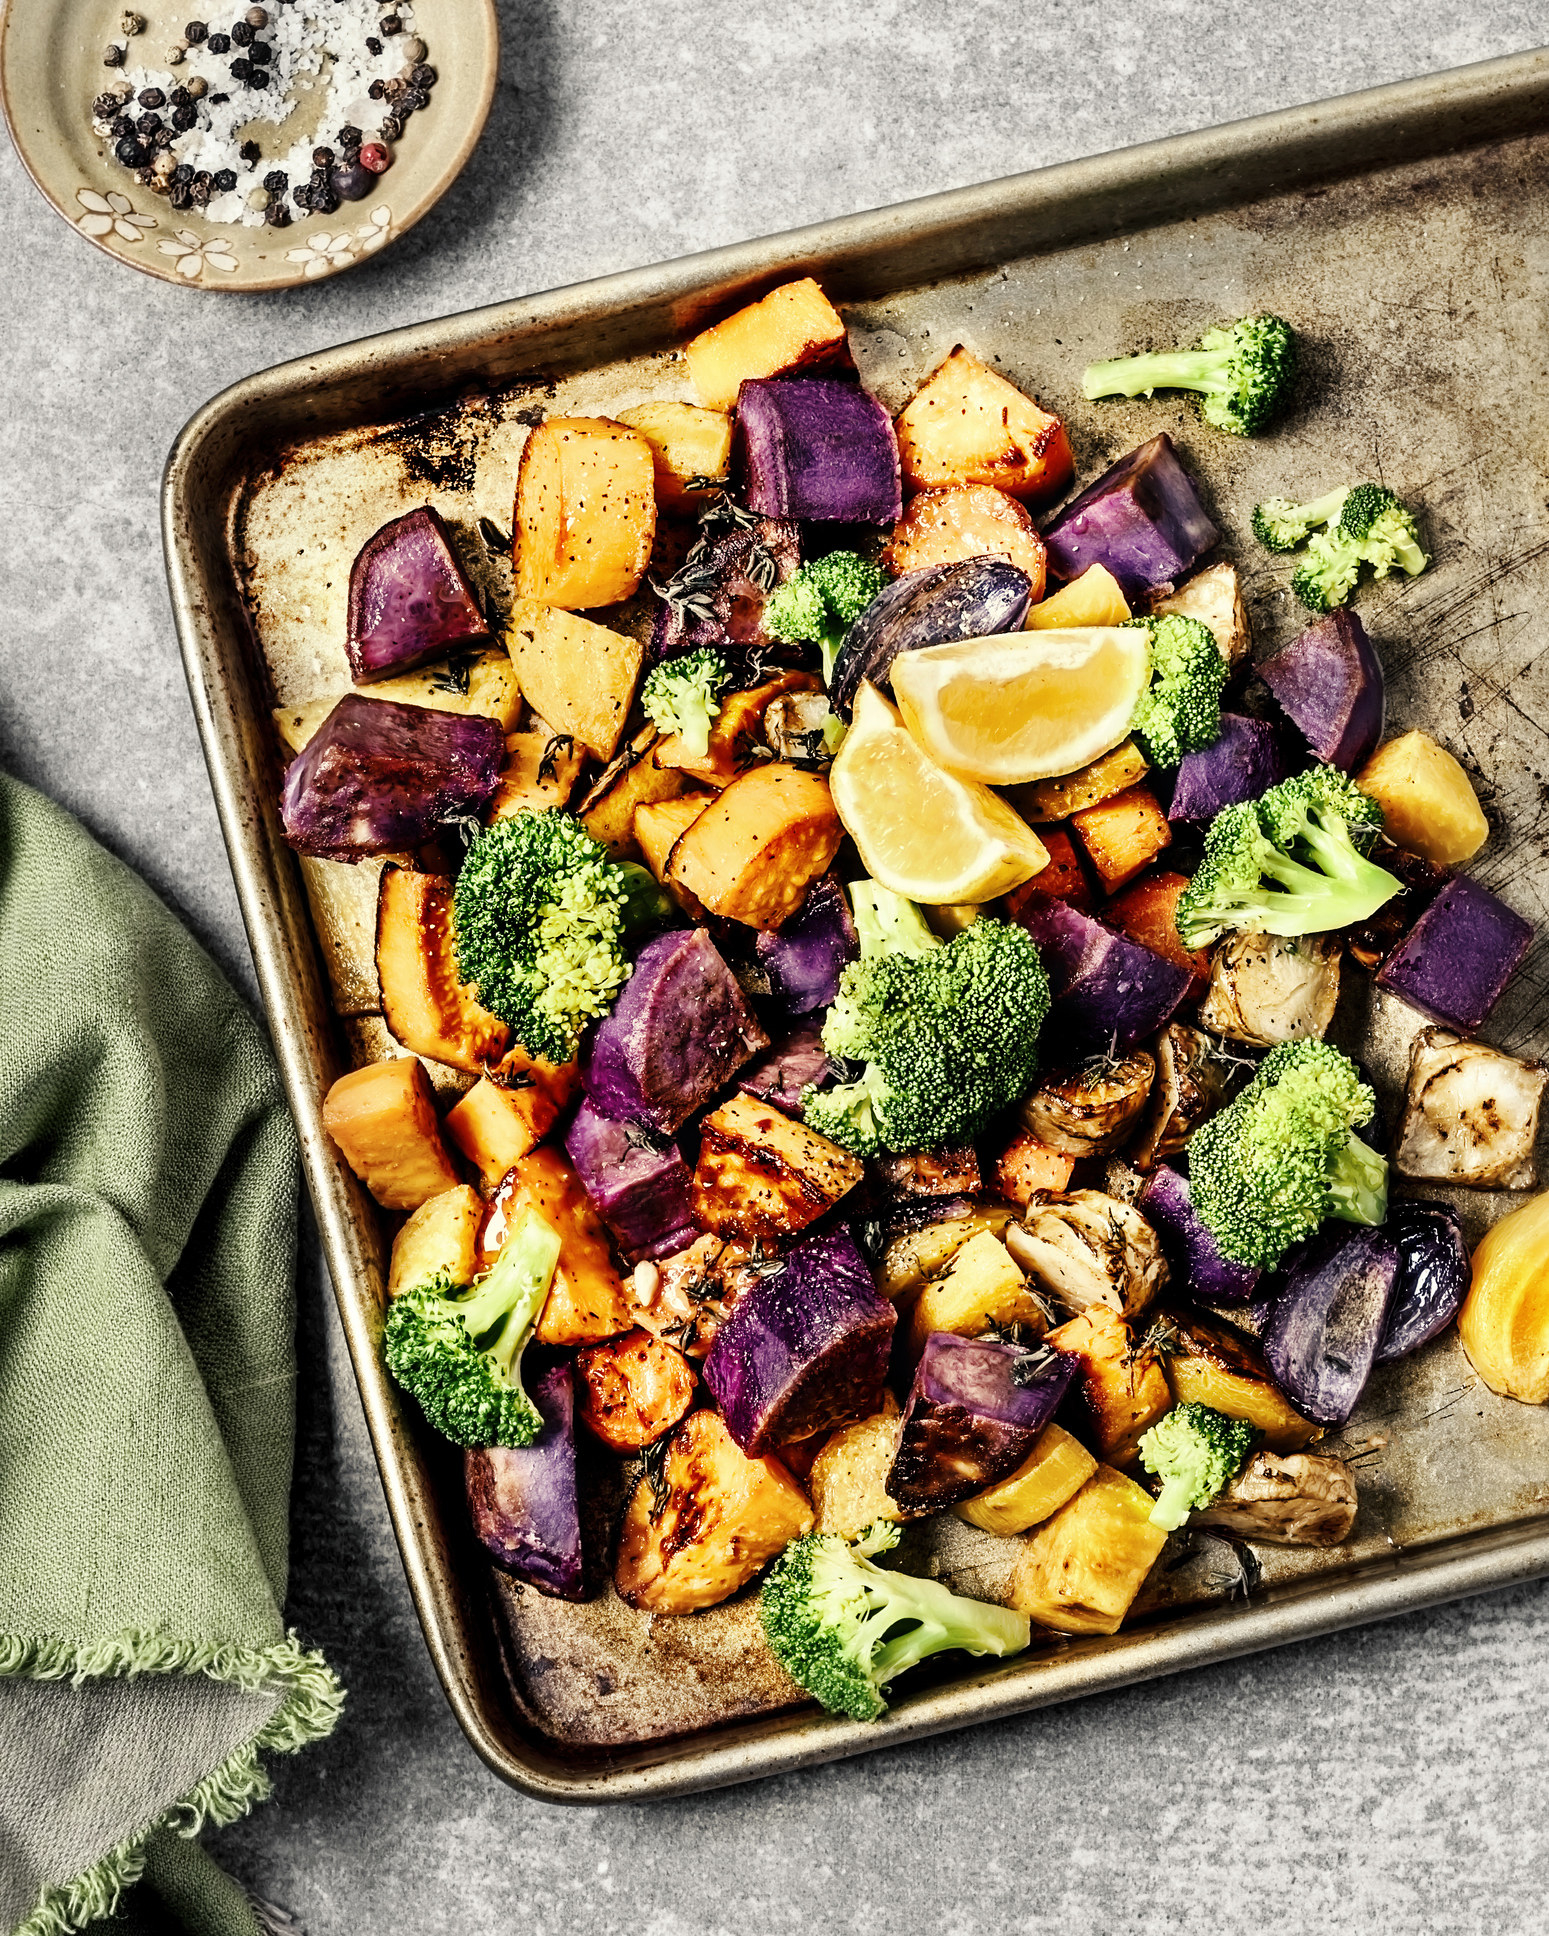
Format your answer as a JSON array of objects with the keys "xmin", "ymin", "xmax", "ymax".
[
  {"xmin": 321, "ymin": 1057, "xmax": 461, "ymax": 1211},
  {"xmin": 991, "ymin": 1128, "xmax": 1078, "ymax": 1208},
  {"xmin": 1048, "ymin": 1305, "xmax": 1172, "ymax": 1469},
  {"xmin": 1071, "ymin": 784, "xmax": 1173, "ymax": 894},
  {"xmin": 1002, "ymin": 826, "xmax": 1093, "ymax": 916},
  {"xmin": 894, "ymin": 347, "xmax": 1074, "ymax": 505},
  {"xmin": 684, "ymin": 278, "xmax": 850, "ymax": 410},
  {"xmin": 485, "ymin": 1146, "xmax": 632, "ymax": 1345},
  {"xmin": 513, "ymin": 417, "xmax": 656, "ymax": 609},
  {"xmin": 1104, "ymin": 869, "xmax": 1211, "ymax": 989}
]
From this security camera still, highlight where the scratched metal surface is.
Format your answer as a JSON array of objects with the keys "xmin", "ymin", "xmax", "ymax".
[{"xmin": 209, "ymin": 92, "xmax": 1549, "ymax": 1780}]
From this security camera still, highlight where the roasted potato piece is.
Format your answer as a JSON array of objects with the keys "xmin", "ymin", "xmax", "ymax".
[
  {"xmin": 1007, "ymin": 1463, "xmax": 1169, "ymax": 1634},
  {"xmin": 1009, "ymin": 1192, "xmax": 1167, "ymax": 1323},
  {"xmin": 1070, "ymin": 783, "xmax": 1172, "ymax": 894},
  {"xmin": 954, "ymin": 1422, "xmax": 1097, "ymax": 1537},
  {"xmin": 1356, "ymin": 729, "xmax": 1488, "ymax": 869},
  {"xmin": 387, "ymin": 1184, "xmax": 484, "ymax": 1298},
  {"xmin": 513, "ymin": 416, "xmax": 655, "ymax": 609},
  {"xmin": 881, "ymin": 484, "xmax": 1048, "ymax": 590},
  {"xmin": 322, "ymin": 1057, "xmax": 461, "ymax": 1210},
  {"xmin": 1198, "ymin": 931, "xmax": 1341, "ymax": 1047},
  {"xmin": 443, "ymin": 1073, "xmax": 564, "ymax": 1187},
  {"xmin": 1395, "ymin": 1026, "xmax": 1547, "ymax": 1189},
  {"xmin": 375, "ymin": 866, "xmax": 508, "ymax": 1073},
  {"xmin": 1009, "ymin": 739, "xmax": 1149, "ymax": 823},
  {"xmin": 1144, "ymin": 560, "xmax": 1251, "ymax": 666},
  {"xmin": 574, "ymin": 1327, "xmax": 696, "ymax": 1451},
  {"xmin": 1159, "ymin": 1307, "xmax": 1320, "ymax": 1451},
  {"xmin": 488, "ymin": 728, "xmax": 584, "ymax": 819},
  {"xmin": 505, "ymin": 599, "xmax": 644, "ymax": 763},
  {"xmin": 990, "ymin": 1129, "xmax": 1078, "ymax": 1207},
  {"xmin": 691, "ymin": 1093, "xmax": 863, "ymax": 1242},
  {"xmin": 878, "ymin": 1208, "xmax": 1016, "ymax": 1305},
  {"xmin": 1019, "ymin": 1054, "xmax": 1155, "ymax": 1157},
  {"xmin": 1194, "ymin": 1449, "xmax": 1357, "ymax": 1546},
  {"xmin": 668, "ymin": 763, "xmax": 843, "ymax": 929},
  {"xmin": 808, "ymin": 1395, "xmax": 906, "ymax": 1537},
  {"xmin": 296, "ymin": 854, "xmax": 389, "ymax": 1018},
  {"xmin": 616, "ymin": 400, "xmax": 732, "ymax": 507},
  {"xmin": 1046, "ymin": 1304, "xmax": 1172, "ymax": 1468},
  {"xmin": 272, "ymin": 648, "xmax": 522, "ymax": 754},
  {"xmin": 907, "ymin": 1230, "xmax": 1047, "ymax": 1358},
  {"xmin": 614, "ymin": 1409, "xmax": 814, "ymax": 1611},
  {"xmin": 577, "ymin": 726, "xmax": 688, "ymax": 862},
  {"xmin": 684, "ymin": 277, "xmax": 850, "ymax": 410},
  {"xmin": 894, "ymin": 346, "xmax": 1074, "ymax": 505},
  {"xmin": 484, "ymin": 1146, "xmax": 632, "ymax": 1345},
  {"xmin": 1459, "ymin": 1190, "xmax": 1549, "ymax": 1402}
]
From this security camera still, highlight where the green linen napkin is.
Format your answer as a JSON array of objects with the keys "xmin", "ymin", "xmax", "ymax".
[{"xmin": 0, "ymin": 772, "xmax": 343, "ymax": 1936}]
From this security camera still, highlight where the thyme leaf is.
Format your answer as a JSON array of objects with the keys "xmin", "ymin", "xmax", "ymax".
[
  {"xmin": 537, "ymin": 733, "xmax": 576, "ymax": 783},
  {"xmin": 428, "ymin": 650, "xmax": 476, "ymax": 697}
]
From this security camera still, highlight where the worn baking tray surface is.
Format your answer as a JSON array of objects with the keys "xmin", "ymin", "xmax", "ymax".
[{"xmin": 170, "ymin": 54, "xmax": 1549, "ymax": 1796}]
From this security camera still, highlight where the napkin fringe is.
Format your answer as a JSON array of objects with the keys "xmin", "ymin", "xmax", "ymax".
[{"xmin": 8, "ymin": 1630, "xmax": 344, "ymax": 1936}]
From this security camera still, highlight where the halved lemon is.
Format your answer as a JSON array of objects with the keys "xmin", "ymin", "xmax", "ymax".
[
  {"xmin": 890, "ymin": 625, "xmax": 1150, "ymax": 785},
  {"xmin": 829, "ymin": 683, "xmax": 1049, "ymax": 904}
]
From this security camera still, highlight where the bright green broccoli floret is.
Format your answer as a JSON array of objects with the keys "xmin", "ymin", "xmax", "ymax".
[
  {"xmin": 1082, "ymin": 314, "xmax": 1297, "ymax": 436},
  {"xmin": 383, "ymin": 1210, "xmax": 562, "ymax": 1447},
  {"xmin": 1187, "ymin": 1039, "xmax": 1389, "ymax": 1269},
  {"xmin": 801, "ymin": 882, "xmax": 1049, "ymax": 1155},
  {"xmin": 640, "ymin": 647, "xmax": 731, "ymax": 756},
  {"xmin": 1138, "ymin": 1402, "xmax": 1258, "ymax": 1531},
  {"xmin": 763, "ymin": 551, "xmax": 886, "ymax": 685},
  {"xmin": 760, "ymin": 1522, "xmax": 1031, "ymax": 1721},
  {"xmin": 454, "ymin": 809, "xmax": 672, "ymax": 1064},
  {"xmin": 1251, "ymin": 486, "xmax": 1349, "ymax": 553},
  {"xmin": 1291, "ymin": 484, "xmax": 1429, "ymax": 611},
  {"xmin": 1126, "ymin": 612, "xmax": 1227, "ymax": 767},
  {"xmin": 1174, "ymin": 765, "xmax": 1399, "ymax": 949}
]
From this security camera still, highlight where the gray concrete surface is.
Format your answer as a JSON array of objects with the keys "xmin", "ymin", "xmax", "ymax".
[{"xmin": 4, "ymin": 6, "xmax": 1549, "ymax": 1932}]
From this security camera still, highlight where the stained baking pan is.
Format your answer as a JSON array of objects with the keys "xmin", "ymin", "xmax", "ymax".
[{"xmin": 166, "ymin": 49, "xmax": 1549, "ymax": 1800}]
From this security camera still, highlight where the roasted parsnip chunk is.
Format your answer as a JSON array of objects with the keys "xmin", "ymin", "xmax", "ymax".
[
  {"xmin": 1019, "ymin": 1053, "xmax": 1155, "ymax": 1156},
  {"xmin": 954, "ymin": 1423, "xmax": 1097, "ymax": 1537},
  {"xmin": 616, "ymin": 400, "xmax": 733, "ymax": 506},
  {"xmin": 1143, "ymin": 560, "xmax": 1251, "ymax": 666},
  {"xmin": 691, "ymin": 1093, "xmax": 863, "ymax": 1242},
  {"xmin": 1395, "ymin": 1026, "xmax": 1548, "ymax": 1189},
  {"xmin": 574, "ymin": 1328, "xmax": 696, "ymax": 1452},
  {"xmin": 877, "ymin": 1209, "xmax": 1016, "ymax": 1305},
  {"xmin": 684, "ymin": 277, "xmax": 850, "ymax": 410},
  {"xmin": 1194, "ymin": 1449, "xmax": 1357, "ymax": 1546},
  {"xmin": 1008, "ymin": 1192, "xmax": 1167, "ymax": 1323}
]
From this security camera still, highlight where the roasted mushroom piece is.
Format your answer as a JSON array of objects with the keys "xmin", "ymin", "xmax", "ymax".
[
  {"xmin": 1018, "ymin": 1052, "xmax": 1155, "ymax": 1156},
  {"xmin": 1198, "ymin": 931, "xmax": 1341, "ymax": 1047},
  {"xmin": 1130, "ymin": 1024, "xmax": 1246, "ymax": 1170},
  {"xmin": 763, "ymin": 688, "xmax": 840, "ymax": 765},
  {"xmin": 1005, "ymin": 1189, "xmax": 1167, "ymax": 1321},
  {"xmin": 1193, "ymin": 1449, "xmax": 1358, "ymax": 1546},
  {"xmin": 1394, "ymin": 1026, "xmax": 1548, "ymax": 1189}
]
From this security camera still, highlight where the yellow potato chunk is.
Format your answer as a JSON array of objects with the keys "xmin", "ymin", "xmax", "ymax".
[
  {"xmin": 1357, "ymin": 730, "xmax": 1489, "ymax": 868},
  {"xmin": 878, "ymin": 1208, "xmax": 1015, "ymax": 1306},
  {"xmin": 443, "ymin": 1075, "xmax": 564, "ymax": 1187},
  {"xmin": 321, "ymin": 1057, "xmax": 461, "ymax": 1211},
  {"xmin": 954, "ymin": 1423, "xmax": 1097, "ymax": 1537},
  {"xmin": 1008, "ymin": 1464, "xmax": 1169, "ymax": 1634},
  {"xmin": 684, "ymin": 277, "xmax": 849, "ymax": 411},
  {"xmin": 1163, "ymin": 1310, "xmax": 1320, "ymax": 1452},
  {"xmin": 907, "ymin": 1230, "xmax": 1046, "ymax": 1359},
  {"xmin": 505, "ymin": 599, "xmax": 644, "ymax": 763},
  {"xmin": 668, "ymin": 763, "xmax": 843, "ymax": 929},
  {"xmin": 513, "ymin": 416, "xmax": 656, "ymax": 609},
  {"xmin": 388, "ymin": 1184, "xmax": 484, "ymax": 1299},
  {"xmin": 809, "ymin": 1397, "xmax": 905, "ymax": 1538},
  {"xmin": 614, "ymin": 1409, "xmax": 813, "ymax": 1611},
  {"xmin": 894, "ymin": 347, "xmax": 1074, "ymax": 505},
  {"xmin": 692, "ymin": 1093, "xmax": 864, "ymax": 1243},
  {"xmin": 1459, "ymin": 1189, "xmax": 1549, "ymax": 1403},
  {"xmin": 1025, "ymin": 564, "xmax": 1131, "ymax": 631},
  {"xmin": 489, "ymin": 729, "xmax": 584, "ymax": 819},
  {"xmin": 375, "ymin": 867, "xmax": 508, "ymax": 1074},
  {"xmin": 617, "ymin": 400, "xmax": 733, "ymax": 508}
]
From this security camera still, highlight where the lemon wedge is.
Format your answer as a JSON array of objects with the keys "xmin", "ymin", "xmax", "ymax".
[
  {"xmin": 829, "ymin": 683, "xmax": 1048, "ymax": 904},
  {"xmin": 890, "ymin": 626, "xmax": 1150, "ymax": 785}
]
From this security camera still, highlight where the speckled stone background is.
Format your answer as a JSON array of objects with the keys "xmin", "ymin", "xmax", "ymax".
[{"xmin": 4, "ymin": 7, "xmax": 1549, "ymax": 1933}]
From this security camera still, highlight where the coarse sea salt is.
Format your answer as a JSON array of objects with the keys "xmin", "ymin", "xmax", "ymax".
[{"xmin": 110, "ymin": 0, "xmax": 419, "ymax": 227}]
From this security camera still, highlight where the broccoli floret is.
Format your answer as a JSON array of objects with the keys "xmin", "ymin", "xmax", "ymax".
[
  {"xmin": 1174, "ymin": 765, "xmax": 1400, "ymax": 949},
  {"xmin": 1137, "ymin": 1402, "xmax": 1258, "ymax": 1531},
  {"xmin": 454, "ymin": 809, "xmax": 672, "ymax": 1064},
  {"xmin": 763, "ymin": 551, "xmax": 886, "ymax": 685},
  {"xmin": 1126, "ymin": 612, "xmax": 1227, "ymax": 767},
  {"xmin": 640, "ymin": 647, "xmax": 731, "ymax": 756},
  {"xmin": 1082, "ymin": 314, "xmax": 1297, "ymax": 437},
  {"xmin": 801, "ymin": 882, "xmax": 1049, "ymax": 1154},
  {"xmin": 1291, "ymin": 484, "xmax": 1429, "ymax": 611},
  {"xmin": 1251, "ymin": 486, "xmax": 1350, "ymax": 554},
  {"xmin": 760, "ymin": 1521, "xmax": 1031, "ymax": 1721},
  {"xmin": 1187, "ymin": 1039, "xmax": 1389, "ymax": 1269},
  {"xmin": 382, "ymin": 1210, "xmax": 562, "ymax": 1447}
]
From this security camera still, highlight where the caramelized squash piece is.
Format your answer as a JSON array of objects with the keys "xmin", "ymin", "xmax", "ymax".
[
  {"xmin": 375, "ymin": 866, "xmax": 508, "ymax": 1073},
  {"xmin": 321, "ymin": 1057, "xmax": 461, "ymax": 1210},
  {"xmin": 881, "ymin": 484, "xmax": 1048, "ymax": 591},
  {"xmin": 489, "ymin": 728, "xmax": 585, "ymax": 819},
  {"xmin": 1104, "ymin": 869, "xmax": 1211, "ymax": 985},
  {"xmin": 894, "ymin": 346, "xmax": 1074, "ymax": 505},
  {"xmin": 1070, "ymin": 783, "xmax": 1172, "ymax": 894},
  {"xmin": 1000, "ymin": 826, "xmax": 1093, "ymax": 918},
  {"xmin": 1010, "ymin": 739, "xmax": 1150, "ymax": 823},
  {"xmin": 1047, "ymin": 1305, "xmax": 1171, "ymax": 1469},
  {"xmin": 388, "ymin": 1184, "xmax": 484, "ymax": 1299},
  {"xmin": 614, "ymin": 1409, "xmax": 814, "ymax": 1611},
  {"xmin": 635, "ymin": 794, "xmax": 711, "ymax": 883},
  {"xmin": 616, "ymin": 400, "xmax": 732, "ymax": 507},
  {"xmin": 684, "ymin": 277, "xmax": 850, "ymax": 411},
  {"xmin": 954, "ymin": 1422, "xmax": 1097, "ymax": 1537},
  {"xmin": 808, "ymin": 1396, "xmax": 906, "ymax": 1537},
  {"xmin": 505, "ymin": 599, "xmax": 644, "ymax": 763},
  {"xmin": 444, "ymin": 1074, "xmax": 564, "ymax": 1186},
  {"xmin": 483, "ymin": 1146, "xmax": 632, "ymax": 1345},
  {"xmin": 655, "ymin": 672, "xmax": 823, "ymax": 789},
  {"xmin": 1459, "ymin": 1190, "xmax": 1549, "ymax": 1402},
  {"xmin": 990, "ymin": 1128, "xmax": 1078, "ymax": 1208},
  {"xmin": 692, "ymin": 1093, "xmax": 863, "ymax": 1242},
  {"xmin": 1007, "ymin": 1464, "xmax": 1168, "ymax": 1634},
  {"xmin": 907, "ymin": 1230, "xmax": 1046, "ymax": 1359},
  {"xmin": 1160, "ymin": 1308, "xmax": 1320, "ymax": 1451},
  {"xmin": 512, "ymin": 416, "xmax": 656, "ymax": 609},
  {"xmin": 574, "ymin": 1327, "xmax": 697, "ymax": 1451},
  {"xmin": 577, "ymin": 726, "xmax": 688, "ymax": 862},
  {"xmin": 668, "ymin": 763, "xmax": 843, "ymax": 929}
]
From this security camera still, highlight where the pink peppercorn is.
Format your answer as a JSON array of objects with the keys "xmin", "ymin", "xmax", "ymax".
[{"xmin": 359, "ymin": 142, "xmax": 391, "ymax": 173}]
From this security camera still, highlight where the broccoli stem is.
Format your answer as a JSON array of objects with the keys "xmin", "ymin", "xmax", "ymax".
[
  {"xmin": 858, "ymin": 1569, "xmax": 1030, "ymax": 1685},
  {"xmin": 1294, "ymin": 488, "xmax": 1352, "ymax": 531},
  {"xmin": 459, "ymin": 1210, "xmax": 562, "ymax": 1377},
  {"xmin": 1083, "ymin": 350, "xmax": 1233, "ymax": 401},
  {"xmin": 1325, "ymin": 1134, "xmax": 1389, "ymax": 1227},
  {"xmin": 1148, "ymin": 1473, "xmax": 1197, "ymax": 1533},
  {"xmin": 850, "ymin": 881, "xmax": 941, "ymax": 959}
]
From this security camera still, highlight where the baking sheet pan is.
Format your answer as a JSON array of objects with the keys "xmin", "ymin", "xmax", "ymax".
[{"xmin": 166, "ymin": 49, "xmax": 1549, "ymax": 1798}]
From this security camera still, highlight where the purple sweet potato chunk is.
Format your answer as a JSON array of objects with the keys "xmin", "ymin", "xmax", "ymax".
[
  {"xmin": 464, "ymin": 1363, "xmax": 585, "ymax": 1599},
  {"xmin": 702, "ymin": 1223, "xmax": 895, "ymax": 1454},
  {"xmin": 564, "ymin": 1098, "xmax": 697, "ymax": 1261},
  {"xmin": 1138, "ymin": 1164, "xmax": 1261, "ymax": 1305},
  {"xmin": 753, "ymin": 873, "xmax": 859, "ymax": 1016},
  {"xmin": 1375, "ymin": 874, "xmax": 1532, "ymax": 1032},
  {"xmin": 1376, "ymin": 1199, "xmax": 1470, "ymax": 1365},
  {"xmin": 829, "ymin": 558, "xmax": 1034, "ymax": 716},
  {"xmin": 649, "ymin": 518, "xmax": 803, "ymax": 664},
  {"xmin": 346, "ymin": 505, "xmax": 490, "ymax": 683},
  {"xmin": 1258, "ymin": 610, "xmax": 1385, "ymax": 771},
  {"xmin": 735, "ymin": 377, "xmax": 903, "ymax": 524},
  {"xmin": 887, "ymin": 1333, "xmax": 1077, "ymax": 1512},
  {"xmin": 1261, "ymin": 1225, "xmax": 1400, "ymax": 1426},
  {"xmin": 1013, "ymin": 897, "xmax": 1190, "ymax": 1053},
  {"xmin": 280, "ymin": 694, "xmax": 504, "ymax": 861},
  {"xmin": 582, "ymin": 928, "xmax": 769, "ymax": 1135},
  {"xmin": 1041, "ymin": 433, "xmax": 1218, "ymax": 595},
  {"xmin": 1168, "ymin": 713, "xmax": 1290, "ymax": 824},
  {"xmin": 738, "ymin": 1028, "xmax": 830, "ymax": 1116}
]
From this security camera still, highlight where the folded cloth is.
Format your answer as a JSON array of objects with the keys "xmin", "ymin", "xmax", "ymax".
[{"xmin": 0, "ymin": 774, "xmax": 342, "ymax": 1936}]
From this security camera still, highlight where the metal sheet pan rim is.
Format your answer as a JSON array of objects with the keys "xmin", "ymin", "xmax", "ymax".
[{"xmin": 165, "ymin": 48, "xmax": 1549, "ymax": 1802}]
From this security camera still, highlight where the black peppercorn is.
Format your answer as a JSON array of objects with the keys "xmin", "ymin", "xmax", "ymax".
[
  {"xmin": 212, "ymin": 167, "xmax": 237, "ymax": 191},
  {"xmin": 239, "ymin": 138, "xmax": 260, "ymax": 161},
  {"xmin": 337, "ymin": 123, "xmax": 362, "ymax": 147},
  {"xmin": 209, "ymin": 91, "xmax": 230, "ymax": 102},
  {"xmin": 402, "ymin": 87, "xmax": 428, "ymax": 112},
  {"xmin": 248, "ymin": 68, "xmax": 268, "ymax": 87},
  {"xmin": 111, "ymin": 111, "xmax": 135, "ymax": 137},
  {"xmin": 170, "ymin": 84, "xmax": 191, "ymax": 105},
  {"xmin": 368, "ymin": 78, "xmax": 385, "ymax": 99},
  {"xmin": 231, "ymin": 18, "xmax": 253, "ymax": 42},
  {"xmin": 230, "ymin": 56, "xmax": 251, "ymax": 78},
  {"xmin": 152, "ymin": 125, "xmax": 174, "ymax": 148},
  {"xmin": 137, "ymin": 112, "xmax": 163, "ymax": 134},
  {"xmin": 291, "ymin": 182, "xmax": 312, "ymax": 208},
  {"xmin": 207, "ymin": 30, "xmax": 230, "ymax": 50},
  {"xmin": 381, "ymin": 75, "xmax": 405, "ymax": 101},
  {"xmin": 263, "ymin": 167, "xmax": 288, "ymax": 190},
  {"xmin": 264, "ymin": 200, "xmax": 291, "ymax": 227},
  {"xmin": 172, "ymin": 102, "xmax": 197, "ymax": 128},
  {"xmin": 379, "ymin": 13, "xmax": 401, "ymax": 32},
  {"xmin": 169, "ymin": 181, "xmax": 193, "ymax": 208},
  {"xmin": 308, "ymin": 174, "xmax": 339, "ymax": 214},
  {"xmin": 173, "ymin": 161, "xmax": 195, "ymax": 183},
  {"xmin": 93, "ymin": 91, "xmax": 123, "ymax": 116},
  {"xmin": 250, "ymin": 40, "xmax": 271, "ymax": 61},
  {"xmin": 104, "ymin": 43, "xmax": 126, "ymax": 66},
  {"xmin": 191, "ymin": 177, "xmax": 212, "ymax": 205},
  {"xmin": 185, "ymin": 19, "xmax": 207, "ymax": 39},
  {"xmin": 135, "ymin": 87, "xmax": 163, "ymax": 109},
  {"xmin": 411, "ymin": 64, "xmax": 435, "ymax": 87},
  {"xmin": 114, "ymin": 135, "xmax": 141, "ymax": 163},
  {"xmin": 377, "ymin": 114, "xmax": 403, "ymax": 141}
]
